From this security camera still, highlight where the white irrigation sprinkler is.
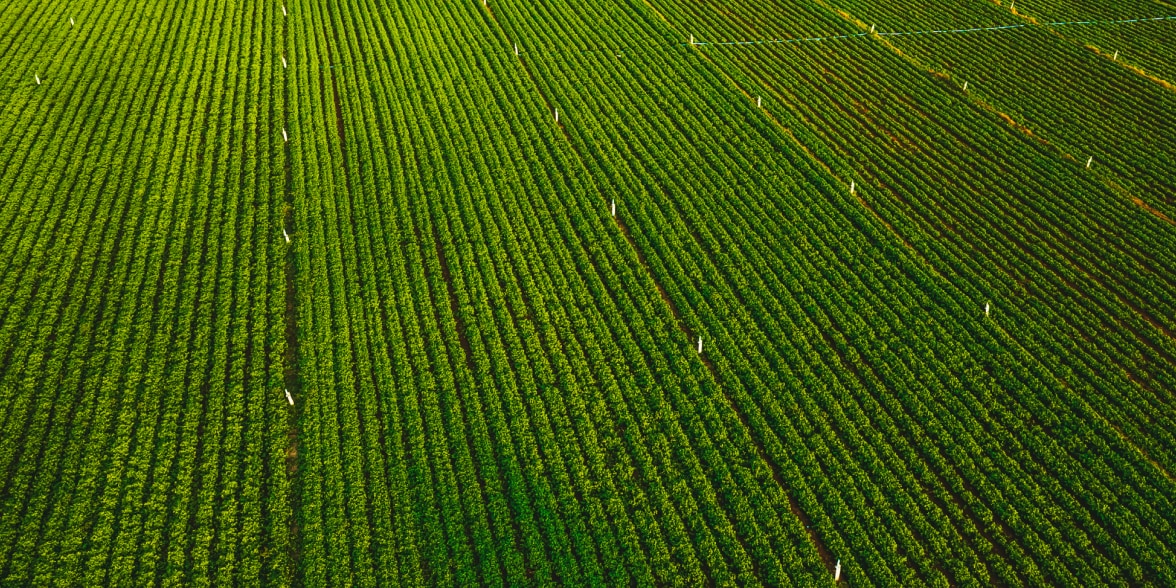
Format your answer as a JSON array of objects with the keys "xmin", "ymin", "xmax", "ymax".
[
  {"xmin": 849, "ymin": 180, "xmax": 855, "ymax": 195},
  {"xmin": 985, "ymin": 302, "xmax": 990, "ymax": 317},
  {"xmin": 285, "ymin": 388, "xmax": 294, "ymax": 405},
  {"xmin": 835, "ymin": 559, "xmax": 841, "ymax": 582},
  {"xmin": 1113, "ymin": 50, "xmax": 1119, "ymax": 61},
  {"xmin": 963, "ymin": 81, "xmax": 968, "ymax": 91},
  {"xmin": 1086, "ymin": 156, "xmax": 1093, "ymax": 169},
  {"xmin": 697, "ymin": 335, "xmax": 703, "ymax": 354},
  {"xmin": 282, "ymin": 128, "xmax": 288, "ymax": 142},
  {"xmin": 611, "ymin": 199, "xmax": 616, "ymax": 217},
  {"xmin": 281, "ymin": 55, "xmax": 287, "ymax": 69},
  {"xmin": 35, "ymin": 73, "xmax": 41, "ymax": 85},
  {"xmin": 283, "ymin": 227, "xmax": 291, "ymax": 243}
]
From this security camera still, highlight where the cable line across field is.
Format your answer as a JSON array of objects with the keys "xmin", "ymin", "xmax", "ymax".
[
  {"xmin": 485, "ymin": 13, "xmax": 1176, "ymax": 58},
  {"xmin": 682, "ymin": 15, "xmax": 1176, "ymax": 47}
]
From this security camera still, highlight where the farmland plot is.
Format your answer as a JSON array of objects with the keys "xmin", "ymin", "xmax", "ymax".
[{"xmin": 1, "ymin": 0, "xmax": 1174, "ymax": 585}]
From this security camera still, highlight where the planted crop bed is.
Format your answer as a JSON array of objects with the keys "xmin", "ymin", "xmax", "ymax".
[{"xmin": 1, "ymin": 0, "xmax": 1173, "ymax": 585}]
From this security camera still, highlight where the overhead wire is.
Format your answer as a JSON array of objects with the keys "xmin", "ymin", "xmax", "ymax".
[{"xmin": 685, "ymin": 14, "xmax": 1176, "ymax": 46}]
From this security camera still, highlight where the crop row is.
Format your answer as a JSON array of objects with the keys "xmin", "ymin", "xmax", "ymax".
[
  {"xmin": 491, "ymin": 0, "xmax": 1176, "ymax": 583},
  {"xmin": 0, "ymin": 0, "xmax": 292, "ymax": 585},
  {"xmin": 279, "ymin": 0, "xmax": 844, "ymax": 584},
  {"xmin": 820, "ymin": 0, "xmax": 1176, "ymax": 219}
]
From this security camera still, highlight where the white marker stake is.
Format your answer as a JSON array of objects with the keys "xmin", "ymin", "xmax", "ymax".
[
  {"xmin": 1113, "ymin": 50, "xmax": 1119, "ymax": 61},
  {"xmin": 283, "ymin": 128, "xmax": 288, "ymax": 142},
  {"xmin": 1086, "ymin": 156, "xmax": 1093, "ymax": 169},
  {"xmin": 283, "ymin": 227, "xmax": 291, "ymax": 243},
  {"xmin": 285, "ymin": 389, "xmax": 294, "ymax": 405},
  {"xmin": 555, "ymin": 108, "xmax": 559, "ymax": 123},
  {"xmin": 514, "ymin": 44, "xmax": 519, "ymax": 56},
  {"xmin": 690, "ymin": 34, "xmax": 695, "ymax": 45},
  {"xmin": 282, "ymin": 56, "xmax": 287, "ymax": 69},
  {"xmin": 1010, "ymin": 0, "xmax": 1014, "ymax": 10},
  {"xmin": 70, "ymin": 17, "xmax": 75, "ymax": 27},
  {"xmin": 282, "ymin": 5, "xmax": 287, "ymax": 16},
  {"xmin": 835, "ymin": 559, "xmax": 841, "ymax": 582},
  {"xmin": 850, "ymin": 180, "xmax": 855, "ymax": 195},
  {"xmin": 611, "ymin": 199, "xmax": 616, "ymax": 217},
  {"xmin": 963, "ymin": 81, "xmax": 968, "ymax": 91},
  {"xmin": 697, "ymin": 335, "xmax": 703, "ymax": 354},
  {"xmin": 35, "ymin": 73, "xmax": 41, "ymax": 85},
  {"xmin": 757, "ymin": 95, "xmax": 762, "ymax": 107},
  {"xmin": 985, "ymin": 302, "xmax": 990, "ymax": 317},
  {"xmin": 870, "ymin": 24, "xmax": 875, "ymax": 33}
]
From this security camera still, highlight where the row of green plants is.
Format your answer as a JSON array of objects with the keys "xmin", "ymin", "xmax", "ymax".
[
  {"xmin": 284, "ymin": 0, "xmax": 845, "ymax": 584},
  {"xmin": 0, "ymin": 0, "xmax": 293, "ymax": 585},
  {"xmin": 825, "ymin": 0, "xmax": 1176, "ymax": 227},
  {"xmin": 650, "ymin": 0, "xmax": 1176, "ymax": 583},
  {"xmin": 495, "ymin": 0, "xmax": 1176, "ymax": 584}
]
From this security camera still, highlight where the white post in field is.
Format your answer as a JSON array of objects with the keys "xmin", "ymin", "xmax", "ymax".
[
  {"xmin": 611, "ymin": 199, "xmax": 616, "ymax": 217},
  {"xmin": 515, "ymin": 44, "xmax": 519, "ymax": 56},
  {"xmin": 690, "ymin": 34, "xmax": 695, "ymax": 45},
  {"xmin": 697, "ymin": 335, "xmax": 703, "ymax": 354},
  {"xmin": 283, "ymin": 128, "xmax": 289, "ymax": 142},
  {"xmin": 834, "ymin": 559, "xmax": 841, "ymax": 581},
  {"xmin": 963, "ymin": 81, "xmax": 968, "ymax": 91},
  {"xmin": 555, "ymin": 108, "xmax": 559, "ymax": 123},
  {"xmin": 870, "ymin": 24, "xmax": 875, "ymax": 33},
  {"xmin": 985, "ymin": 302, "xmax": 990, "ymax": 317},
  {"xmin": 850, "ymin": 180, "xmax": 855, "ymax": 195},
  {"xmin": 282, "ymin": 5, "xmax": 287, "ymax": 16},
  {"xmin": 35, "ymin": 73, "xmax": 41, "ymax": 85},
  {"xmin": 1113, "ymin": 50, "xmax": 1119, "ymax": 61},
  {"xmin": 70, "ymin": 17, "xmax": 75, "ymax": 26},
  {"xmin": 285, "ymin": 389, "xmax": 294, "ymax": 405},
  {"xmin": 283, "ymin": 227, "xmax": 291, "ymax": 243},
  {"xmin": 757, "ymin": 95, "xmax": 762, "ymax": 107},
  {"xmin": 1086, "ymin": 156, "xmax": 1092, "ymax": 169},
  {"xmin": 282, "ymin": 55, "xmax": 287, "ymax": 68}
]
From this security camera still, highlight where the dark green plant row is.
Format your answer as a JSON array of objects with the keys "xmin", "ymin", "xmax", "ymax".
[{"xmin": 490, "ymin": 0, "xmax": 1176, "ymax": 584}]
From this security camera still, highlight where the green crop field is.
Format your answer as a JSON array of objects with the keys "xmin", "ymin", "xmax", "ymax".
[{"xmin": 1, "ymin": 0, "xmax": 1174, "ymax": 585}]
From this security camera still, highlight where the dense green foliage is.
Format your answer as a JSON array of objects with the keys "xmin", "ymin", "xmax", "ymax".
[{"xmin": 0, "ymin": 0, "xmax": 1173, "ymax": 585}]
